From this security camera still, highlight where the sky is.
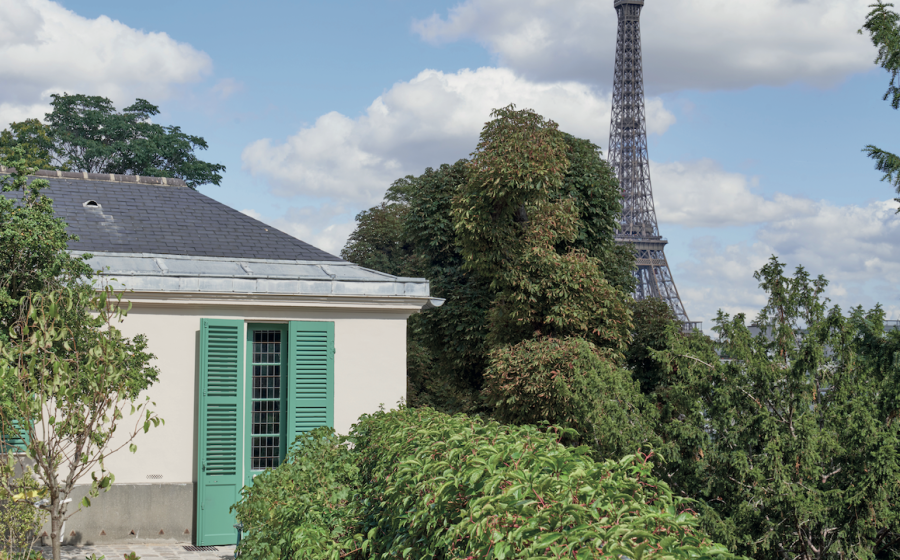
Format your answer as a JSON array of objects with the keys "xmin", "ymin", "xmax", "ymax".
[{"xmin": 0, "ymin": 0, "xmax": 897, "ymax": 327}]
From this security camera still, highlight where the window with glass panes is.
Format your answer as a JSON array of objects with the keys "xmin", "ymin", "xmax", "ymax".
[{"xmin": 248, "ymin": 326, "xmax": 287, "ymax": 471}]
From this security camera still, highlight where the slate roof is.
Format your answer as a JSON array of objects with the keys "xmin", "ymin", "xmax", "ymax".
[{"xmin": 0, "ymin": 170, "xmax": 343, "ymax": 262}]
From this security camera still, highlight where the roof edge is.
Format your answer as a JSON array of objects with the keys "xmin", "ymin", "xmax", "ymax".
[
  {"xmin": 71, "ymin": 250, "xmax": 351, "ymax": 267},
  {"xmin": 0, "ymin": 167, "xmax": 187, "ymax": 187}
]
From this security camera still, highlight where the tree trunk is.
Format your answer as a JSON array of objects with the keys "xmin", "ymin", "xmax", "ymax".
[{"xmin": 50, "ymin": 512, "xmax": 61, "ymax": 560}]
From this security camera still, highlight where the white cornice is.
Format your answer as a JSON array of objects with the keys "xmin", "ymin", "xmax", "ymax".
[{"xmin": 119, "ymin": 290, "xmax": 441, "ymax": 313}]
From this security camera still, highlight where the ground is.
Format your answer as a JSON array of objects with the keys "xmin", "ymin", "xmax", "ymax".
[{"xmin": 33, "ymin": 543, "xmax": 236, "ymax": 560}]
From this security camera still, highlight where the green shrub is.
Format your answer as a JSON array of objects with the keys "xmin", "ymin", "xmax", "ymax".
[
  {"xmin": 234, "ymin": 408, "xmax": 740, "ymax": 560},
  {"xmin": 231, "ymin": 427, "xmax": 363, "ymax": 559},
  {"xmin": 482, "ymin": 336, "xmax": 655, "ymax": 456},
  {"xmin": 0, "ymin": 454, "xmax": 46, "ymax": 560}
]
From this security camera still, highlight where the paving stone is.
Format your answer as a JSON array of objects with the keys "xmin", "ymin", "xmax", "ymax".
[{"xmin": 33, "ymin": 544, "xmax": 236, "ymax": 560}]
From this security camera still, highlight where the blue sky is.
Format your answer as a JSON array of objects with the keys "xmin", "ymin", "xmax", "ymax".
[{"xmin": 1, "ymin": 0, "xmax": 897, "ymax": 326}]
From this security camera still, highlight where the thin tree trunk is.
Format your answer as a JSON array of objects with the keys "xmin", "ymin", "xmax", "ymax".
[{"xmin": 50, "ymin": 509, "xmax": 61, "ymax": 560}]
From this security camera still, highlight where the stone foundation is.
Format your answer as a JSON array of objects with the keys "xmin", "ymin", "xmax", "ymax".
[{"xmin": 40, "ymin": 483, "xmax": 196, "ymax": 546}]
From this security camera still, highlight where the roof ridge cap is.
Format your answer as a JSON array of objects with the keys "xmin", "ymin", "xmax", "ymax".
[{"xmin": 0, "ymin": 166, "xmax": 187, "ymax": 187}]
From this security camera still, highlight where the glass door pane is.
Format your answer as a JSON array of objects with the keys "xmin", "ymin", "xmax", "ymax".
[{"xmin": 250, "ymin": 329, "xmax": 283, "ymax": 470}]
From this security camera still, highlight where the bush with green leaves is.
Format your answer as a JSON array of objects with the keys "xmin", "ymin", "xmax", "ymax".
[
  {"xmin": 0, "ymin": 456, "xmax": 46, "ymax": 560},
  {"xmin": 234, "ymin": 407, "xmax": 740, "ymax": 560},
  {"xmin": 231, "ymin": 428, "xmax": 363, "ymax": 559},
  {"xmin": 481, "ymin": 336, "xmax": 655, "ymax": 457}
]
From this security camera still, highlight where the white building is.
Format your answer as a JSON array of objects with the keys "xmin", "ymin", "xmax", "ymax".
[{"xmin": 1, "ymin": 169, "xmax": 438, "ymax": 546}]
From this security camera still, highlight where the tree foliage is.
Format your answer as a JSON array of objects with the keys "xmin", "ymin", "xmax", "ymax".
[
  {"xmin": 342, "ymin": 106, "xmax": 635, "ymax": 418},
  {"xmin": 0, "ymin": 287, "xmax": 162, "ymax": 560},
  {"xmin": 0, "ymin": 119, "xmax": 56, "ymax": 171},
  {"xmin": 0, "ymin": 156, "xmax": 163, "ymax": 560},
  {"xmin": 0, "ymin": 154, "xmax": 92, "ymax": 341},
  {"xmin": 626, "ymin": 297, "xmax": 680, "ymax": 394},
  {"xmin": 234, "ymin": 407, "xmax": 741, "ymax": 560},
  {"xmin": 0, "ymin": 453, "xmax": 46, "ymax": 560},
  {"xmin": 482, "ymin": 336, "xmax": 654, "ymax": 457},
  {"xmin": 861, "ymin": 1, "xmax": 900, "ymax": 208},
  {"xmin": 651, "ymin": 257, "xmax": 900, "ymax": 560},
  {"xmin": 0, "ymin": 93, "xmax": 225, "ymax": 189}
]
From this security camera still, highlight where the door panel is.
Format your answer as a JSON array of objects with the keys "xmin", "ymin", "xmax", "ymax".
[{"xmin": 197, "ymin": 319, "xmax": 244, "ymax": 546}]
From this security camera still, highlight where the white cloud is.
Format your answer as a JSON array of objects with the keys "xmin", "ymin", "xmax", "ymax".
[
  {"xmin": 242, "ymin": 66, "xmax": 675, "ymax": 205},
  {"xmin": 676, "ymin": 237, "xmax": 772, "ymax": 325},
  {"xmin": 758, "ymin": 199, "xmax": 900, "ymax": 283},
  {"xmin": 675, "ymin": 199, "xmax": 900, "ymax": 325},
  {"xmin": 0, "ymin": 101, "xmax": 51, "ymax": 129},
  {"xmin": 652, "ymin": 159, "xmax": 818, "ymax": 227},
  {"xmin": 414, "ymin": 0, "xmax": 875, "ymax": 93},
  {"xmin": 0, "ymin": 0, "xmax": 212, "ymax": 128}
]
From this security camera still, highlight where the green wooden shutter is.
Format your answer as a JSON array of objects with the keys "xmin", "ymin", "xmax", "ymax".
[
  {"xmin": 0, "ymin": 420, "xmax": 29, "ymax": 453},
  {"xmin": 286, "ymin": 321, "xmax": 334, "ymax": 448},
  {"xmin": 197, "ymin": 319, "xmax": 244, "ymax": 546}
]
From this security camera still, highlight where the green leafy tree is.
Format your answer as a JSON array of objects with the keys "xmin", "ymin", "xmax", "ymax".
[
  {"xmin": 0, "ymin": 158, "xmax": 163, "ymax": 560},
  {"xmin": 401, "ymin": 161, "xmax": 495, "ymax": 411},
  {"xmin": 627, "ymin": 297, "xmax": 680, "ymax": 394},
  {"xmin": 341, "ymin": 181, "xmax": 415, "ymax": 277},
  {"xmin": 481, "ymin": 336, "xmax": 655, "ymax": 457},
  {"xmin": 861, "ymin": 1, "xmax": 900, "ymax": 209},
  {"xmin": 0, "ymin": 288, "xmax": 162, "ymax": 560},
  {"xmin": 1, "ymin": 93, "xmax": 225, "ymax": 189},
  {"xmin": 652, "ymin": 257, "xmax": 900, "ymax": 559},
  {"xmin": 452, "ymin": 106, "xmax": 636, "ymax": 444},
  {"xmin": 0, "ymin": 153, "xmax": 91, "ymax": 340},
  {"xmin": 0, "ymin": 119, "xmax": 57, "ymax": 171},
  {"xmin": 453, "ymin": 105, "xmax": 632, "ymax": 351},
  {"xmin": 342, "ymin": 107, "xmax": 636, "ymax": 421},
  {"xmin": 0, "ymin": 452, "xmax": 46, "ymax": 560}
]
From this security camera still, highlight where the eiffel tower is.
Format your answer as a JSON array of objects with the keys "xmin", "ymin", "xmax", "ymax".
[{"xmin": 607, "ymin": 0, "xmax": 699, "ymax": 329}]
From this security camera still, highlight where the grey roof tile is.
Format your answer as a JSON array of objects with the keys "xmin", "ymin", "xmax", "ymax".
[{"xmin": 1, "ymin": 175, "xmax": 344, "ymax": 262}]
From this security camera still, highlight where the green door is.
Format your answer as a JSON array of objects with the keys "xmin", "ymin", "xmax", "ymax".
[
  {"xmin": 197, "ymin": 319, "xmax": 244, "ymax": 546},
  {"xmin": 286, "ymin": 321, "xmax": 334, "ymax": 447}
]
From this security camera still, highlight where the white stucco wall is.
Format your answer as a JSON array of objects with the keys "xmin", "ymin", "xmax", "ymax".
[{"xmin": 91, "ymin": 294, "xmax": 416, "ymax": 485}]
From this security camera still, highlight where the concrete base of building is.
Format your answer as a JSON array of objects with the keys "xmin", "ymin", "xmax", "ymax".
[{"xmin": 39, "ymin": 483, "xmax": 195, "ymax": 546}]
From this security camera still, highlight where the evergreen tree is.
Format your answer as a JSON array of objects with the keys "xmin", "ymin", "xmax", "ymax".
[
  {"xmin": 653, "ymin": 257, "xmax": 900, "ymax": 559},
  {"xmin": 861, "ymin": 1, "xmax": 900, "ymax": 209}
]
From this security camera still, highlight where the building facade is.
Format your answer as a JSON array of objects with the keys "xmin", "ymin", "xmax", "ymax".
[{"xmin": 1, "ymin": 169, "xmax": 438, "ymax": 546}]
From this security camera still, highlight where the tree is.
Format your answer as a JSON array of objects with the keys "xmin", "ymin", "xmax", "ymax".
[
  {"xmin": 2, "ymin": 93, "xmax": 225, "ymax": 189},
  {"xmin": 451, "ymin": 105, "xmax": 642, "ymax": 453},
  {"xmin": 0, "ymin": 288, "xmax": 162, "ymax": 560},
  {"xmin": 0, "ymin": 159, "xmax": 163, "ymax": 560},
  {"xmin": 341, "ymin": 183, "xmax": 414, "ymax": 277},
  {"xmin": 342, "ymin": 106, "xmax": 637, "ymax": 421},
  {"xmin": 652, "ymin": 257, "xmax": 900, "ymax": 559},
  {"xmin": 861, "ymin": 1, "xmax": 900, "ymax": 209},
  {"xmin": 344, "ymin": 162, "xmax": 494, "ymax": 412},
  {"xmin": 626, "ymin": 297, "xmax": 680, "ymax": 394},
  {"xmin": 453, "ymin": 106, "xmax": 632, "ymax": 351},
  {"xmin": 0, "ymin": 151, "xmax": 91, "ymax": 340},
  {"xmin": 0, "ymin": 119, "xmax": 57, "ymax": 171}
]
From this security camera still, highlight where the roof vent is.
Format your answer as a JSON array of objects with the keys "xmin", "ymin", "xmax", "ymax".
[{"xmin": 83, "ymin": 200, "xmax": 100, "ymax": 208}]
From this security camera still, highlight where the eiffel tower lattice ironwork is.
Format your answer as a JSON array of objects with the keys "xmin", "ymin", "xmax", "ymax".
[{"xmin": 607, "ymin": 0, "xmax": 699, "ymax": 329}]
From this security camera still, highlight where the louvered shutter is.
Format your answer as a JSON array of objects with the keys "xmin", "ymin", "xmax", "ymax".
[
  {"xmin": 196, "ymin": 319, "xmax": 244, "ymax": 546},
  {"xmin": 286, "ymin": 321, "xmax": 334, "ymax": 447},
  {"xmin": 0, "ymin": 420, "xmax": 29, "ymax": 453}
]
